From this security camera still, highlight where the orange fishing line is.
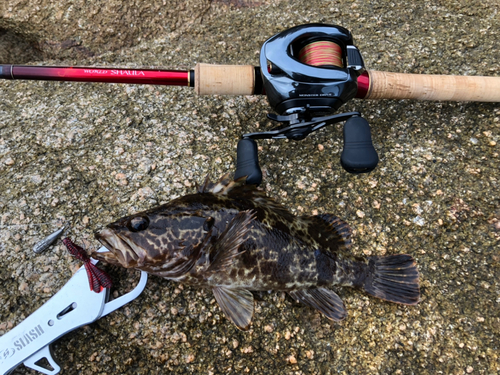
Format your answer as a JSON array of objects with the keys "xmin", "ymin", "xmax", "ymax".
[{"xmin": 298, "ymin": 41, "xmax": 343, "ymax": 68}]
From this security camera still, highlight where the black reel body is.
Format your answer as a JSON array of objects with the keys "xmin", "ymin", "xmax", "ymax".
[
  {"xmin": 260, "ymin": 24, "xmax": 364, "ymax": 116},
  {"xmin": 235, "ymin": 24, "xmax": 378, "ymax": 185}
]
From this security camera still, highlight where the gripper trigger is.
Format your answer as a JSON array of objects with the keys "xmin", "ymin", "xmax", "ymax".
[{"xmin": 23, "ymin": 345, "xmax": 60, "ymax": 375}]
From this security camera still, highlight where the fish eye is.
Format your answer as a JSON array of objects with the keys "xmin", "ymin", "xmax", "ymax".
[
  {"xmin": 203, "ymin": 217, "xmax": 215, "ymax": 231},
  {"xmin": 128, "ymin": 216, "xmax": 150, "ymax": 232}
]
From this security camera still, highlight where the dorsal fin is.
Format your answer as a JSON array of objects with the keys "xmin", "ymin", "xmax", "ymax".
[
  {"xmin": 196, "ymin": 174, "xmax": 291, "ymax": 217},
  {"xmin": 197, "ymin": 173, "xmax": 245, "ymax": 194},
  {"xmin": 303, "ymin": 214, "xmax": 352, "ymax": 251},
  {"xmin": 196, "ymin": 174, "xmax": 212, "ymax": 193},
  {"xmin": 317, "ymin": 214, "xmax": 352, "ymax": 248}
]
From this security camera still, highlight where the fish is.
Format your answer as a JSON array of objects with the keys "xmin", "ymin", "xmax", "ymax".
[{"xmin": 92, "ymin": 175, "xmax": 420, "ymax": 330}]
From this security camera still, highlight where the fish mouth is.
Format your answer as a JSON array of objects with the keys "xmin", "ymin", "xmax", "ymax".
[{"xmin": 94, "ymin": 228, "xmax": 145, "ymax": 268}]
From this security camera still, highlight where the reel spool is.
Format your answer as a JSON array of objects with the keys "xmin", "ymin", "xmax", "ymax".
[
  {"xmin": 235, "ymin": 24, "xmax": 378, "ymax": 185},
  {"xmin": 297, "ymin": 40, "xmax": 344, "ymax": 68}
]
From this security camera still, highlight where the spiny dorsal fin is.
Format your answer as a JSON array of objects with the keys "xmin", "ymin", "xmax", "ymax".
[
  {"xmin": 196, "ymin": 174, "xmax": 213, "ymax": 193},
  {"xmin": 197, "ymin": 174, "xmax": 291, "ymax": 217},
  {"xmin": 213, "ymin": 286, "xmax": 254, "ymax": 330},
  {"xmin": 197, "ymin": 173, "xmax": 245, "ymax": 194},
  {"xmin": 206, "ymin": 210, "xmax": 256, "ymax": 274},
  {"xmin": 288, "ymin": 287, "xmax": 346, "ymax": 322}
]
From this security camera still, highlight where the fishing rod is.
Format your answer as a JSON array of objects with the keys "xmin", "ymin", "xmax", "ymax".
[{"xmin": 2, "ymin": 24, "xmax": 499, "ymax": 183}]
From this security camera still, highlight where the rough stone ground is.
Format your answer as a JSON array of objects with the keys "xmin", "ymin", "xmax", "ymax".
[{"xmin": 0, "ymin": 0, "xmax": 499, "ymax": 374}]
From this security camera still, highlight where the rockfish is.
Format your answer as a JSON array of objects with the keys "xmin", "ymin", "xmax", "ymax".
[{"xmin": 93, "ymin": 175, "xmax": 419, "ymax": 330}]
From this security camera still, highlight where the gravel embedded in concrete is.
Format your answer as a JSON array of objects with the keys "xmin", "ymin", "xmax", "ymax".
[{"xmin": 1, "ymin": 1, "xmax": 499, "ymax": 374}]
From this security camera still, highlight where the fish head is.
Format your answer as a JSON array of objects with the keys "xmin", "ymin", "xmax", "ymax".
[{"xmin": 93, "ymin": 204, "xmax": 217, "ymax": 273}]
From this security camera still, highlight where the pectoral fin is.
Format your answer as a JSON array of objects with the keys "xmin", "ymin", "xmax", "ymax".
[
  {"xmin": 207, "ymin": 210, "xmax": 256, "ymax": 274},
  {"xmin": 288, "ymin": 287, "xmax": 347, "ymax": 321},
  {"xmin": 213, "ymin": 286, "xmax": 254, "ymax": 330}
]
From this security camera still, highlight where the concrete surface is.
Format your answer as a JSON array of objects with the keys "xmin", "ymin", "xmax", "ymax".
[{"xmin": 0, "ymin": 0, "xmax": 499, "ymax": 374}]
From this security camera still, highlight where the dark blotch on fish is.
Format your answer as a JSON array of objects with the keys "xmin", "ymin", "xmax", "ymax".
[{"xmin": 92, "ymin": 175, "xmax": 420, "ymax": 330}]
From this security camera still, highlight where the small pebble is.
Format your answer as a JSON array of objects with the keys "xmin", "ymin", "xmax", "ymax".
[
  {"xmin": 115, "ymin": 173, "xmax": 127, "ymax": 180},
  {"xmin": 287, "ymin": 355, "xmax": 297, "ymax": 364},
  {"xmin": 263, "ymin": 325, "xmax": 274, "ymax": 333},
  {"xmin": 4, "ymin": 157, "xmax": 15, "ymax": 165},
  {"xmin": 18, "ymin": 281, "xmax": 28, "ymax": 291}
]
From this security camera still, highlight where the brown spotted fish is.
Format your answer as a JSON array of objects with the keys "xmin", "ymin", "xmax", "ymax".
[{"xmin": 92, "ymin": 175, "xmax": 419, "ymax": 330}]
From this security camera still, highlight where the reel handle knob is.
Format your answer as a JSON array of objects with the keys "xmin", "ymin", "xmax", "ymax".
[
  {"xmin": 340, "ymin": 116, "xmax": 378, "ymax": 173},
  {"xmin": 234, "ymin": 138, "xmax": 262, "ymax": 185}
]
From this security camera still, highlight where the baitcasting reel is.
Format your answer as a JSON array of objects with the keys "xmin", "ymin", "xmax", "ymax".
[{"xmin": 235, "ymin": 24, "xmax": 378, "ymax": 185}]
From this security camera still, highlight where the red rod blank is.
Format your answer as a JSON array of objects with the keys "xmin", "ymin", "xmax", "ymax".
[{"xmin": 1, "ymin": 65, "xmax": 190, "ymax": 86}]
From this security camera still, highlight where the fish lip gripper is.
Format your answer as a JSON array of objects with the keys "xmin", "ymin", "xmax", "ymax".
[{"xmin": 0, "ymin": 248, "xmax": 147, "ymax": 375}]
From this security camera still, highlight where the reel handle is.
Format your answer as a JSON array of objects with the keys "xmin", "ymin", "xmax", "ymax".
[
  {"xmin": 340, "ymin": 116, "xmax": 378, "ymax": 173},
  {"xmin": 234, "ymin": 138, "xmax": 262, "ymax": 185}
]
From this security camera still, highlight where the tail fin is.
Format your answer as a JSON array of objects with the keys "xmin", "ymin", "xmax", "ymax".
[{"xmin": 363, "ymin": 254, "xmax": 420, "ymax": 305}]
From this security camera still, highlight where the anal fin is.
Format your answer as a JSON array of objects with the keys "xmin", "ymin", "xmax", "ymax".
[
  {"xmin": 288, "ymin": 287, "xmax": 346, "ymax": 321},
  {"xmin": 213, "ymin": 286, "xmax": 254, "ymax": 330}
]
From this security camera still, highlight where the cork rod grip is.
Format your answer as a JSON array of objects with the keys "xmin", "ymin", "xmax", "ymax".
[
  {"xmin": 195, "ymin": 63, "xmax": 256, "ymax": 95},
  {"xmin": 364, "ymin": 70, "xmax": 500, "ymax": 102}
]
